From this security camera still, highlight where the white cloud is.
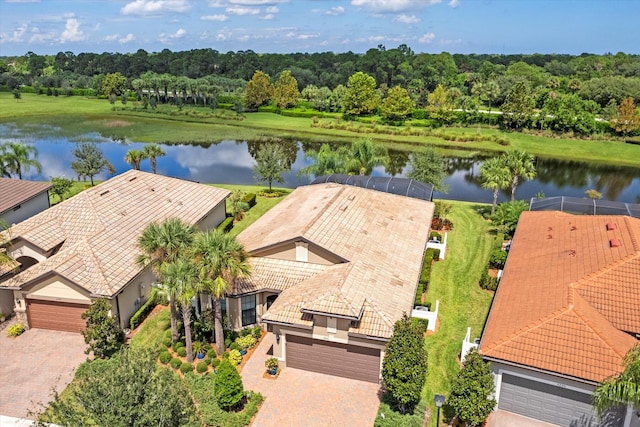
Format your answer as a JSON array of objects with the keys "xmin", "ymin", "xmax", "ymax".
[
  {"xmin": 448, "ymin": 0, "xmax": 460, "ymax": 8},
  {"xmin": 121, "ymin": 0, "xmax": 191, "ymax": 16},
  {"xmin": 201, "ymin": 14, "xmax": 229, "ymax": 21},
  {"xmin": 11, "ymin": 23, "xmax": 28, "ymax": 42},
  {"xmin": 418, "ymin": 32, "xmax": 435, "ymax": 43},
  {"xmin": 439, "ymin": 38, "xmax": 461, "ymax": 46},
  {"xmin": 297, "ymin": 33, "xmax": 318, "ymax": 40},
  {"xmin": 226, "ymin": 6, "xmax": 260, "ymax": 15},
  {"xmin": 104, "ymin": 34, "xmax": 119, "ymax": 41},
  {"xmin": 260, "ymin": 14, "xmax": 275, "ymax": 20},
  {"xmin": 172, "ymin": 28, "xmax": 186, "ymax": 38},
  {"xmin": 60, "ymin": 18, "xmax": 85, "ymax": 42},
  {"xmin": 265, "ymin": 6, "xmax": 279, "ymax": 13},
  {"xmin": 119, "ymin": 33, "xmax": 136, "ymax": 43},
  {"xmin": 395, "ymin": 14, "xmax": 419, "ymax": 24},
  {"xmin": 368, "ymin": 35, "xmax": 385, "ymax": 42},
  {"xmin": 325, "ymin": 6, "xmax": 344, "ymax": 16},
  {"xmin": 158, "ymin": 28, "xmax": 186, "ymax": 43},
  {"xmin": 351, "ymin": 0, "xmax": 440, "ymax": 13}
]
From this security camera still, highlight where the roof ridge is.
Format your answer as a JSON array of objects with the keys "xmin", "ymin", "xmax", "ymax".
[
  {"xmin": 573, "ymin": 251, "xmax": 640, "ymax": 289},
  {"xmin": 300, "ymin": 185, "xmax": 346, "ymax": 237},
  {"xmin": 363, "ymin": 298, "xmax": 394, "ymax": 329},
  {"xmin": 623, "ymin": 216, "xmax": 640, "ymax": 251}
]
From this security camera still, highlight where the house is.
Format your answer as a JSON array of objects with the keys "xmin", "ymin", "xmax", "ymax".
[
  {"xmin": 478, "ymin": 211, "xmax": 640, "ymax": 427},
  {"xmin": 222, "ymin": 181, "xmax": 434, "ymax": 383},
  {"xmin": 0, "ymin": 178, "xmax": 52, "ymax": 226},
  {"xmin": 0, "ymin": 170, "xmax": 230, "ymax": 332}
]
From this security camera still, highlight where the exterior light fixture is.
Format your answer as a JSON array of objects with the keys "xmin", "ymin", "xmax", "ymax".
[
  {"xmin": 434, "ymin": 394, "xmax": 445, "ymax": 426},
  {"xmin": 15, "ymin": 298, "xmax": 22, "ymax": 308}
]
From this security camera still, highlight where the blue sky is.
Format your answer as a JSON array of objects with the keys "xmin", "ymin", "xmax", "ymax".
[{"xmin": 1, "ymin": 0, "xmax": 639, "ymax": 56}]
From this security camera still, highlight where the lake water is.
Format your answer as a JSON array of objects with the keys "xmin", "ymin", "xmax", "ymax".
[{"xmin": 1, "ymin": 123, "xmax": 639, "ymax": 204}]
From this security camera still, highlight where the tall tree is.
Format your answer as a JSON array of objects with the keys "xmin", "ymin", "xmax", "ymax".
[
  {"xmin": 192, "ymin": 230, "xmax": 250, "ymax": 355},
  {"xmin": 503, "ymin": 150, "xmax": 537, "ymax": 201},
  {"xmin": 102, "ymin": 72, "xmax": 128, "ymax": 96},
  {"xmin": 407, "ymin": 148, "xmax": 447, "ymax": 192},
  {"xmin": 380, "ymin": 85, "xmax": 414, "ymax": 123},
  {"xmin": 142, "ymin": 143, "xmax": 166, "ymax": 174},
  {"xmin": 480, "ymin": 157, "xmax": 512, "ymax": 215},
  {"xmin": 253, "ymin": 143, "xmax": 290, "ymax": 192},
  {"xmin": 426, "ymin": 84, "xmax": 454, "ymax": 124},
  {"xmin": 244, "ymin": 70, "xmax": 273, "ymax": 109},
  {"xmin": 273, "ymin": 70, "xmax": 300, "ymax": 109},
  {"xmin": 593, "ymin": 344, "xmax": 640, "ymax": 416},
  {"xmin": 136, "ymin": 218, "xmax": 196, "ymax": 343},
  {"xmin": 501, "ymin": 81, "xmax": 534, "ymax": 130},
  {"xmin": 71, "ymin": 142, "xmax": 110, "ymax": 186},
  {"xmin": 342, "ymin": 71, "xmax": 380, "ymax": 117},
  {"xmin": 81, "ymin": 298, "xmax": 124, "ymax": 359},
  {"xmin": 1, "ymin": 142, "xmax": 42, "ymax": 179},
  {"xmin": 611, "ymin": 97, "xmax": 640, "ymax": 136},
  {"xmin": 448, "ymin": 349, "xmax": 497, "ymax": 427},
  {"xmin": 381, "ymin": 313, "xmax": 428, "ymax": 414},
  {"xmin": 124, "ymin": 149, "xmax": 146, "ymax": 170},
  {"xmin": 345, "ymin": 138, "xmax": 389, "ymax": 176}
]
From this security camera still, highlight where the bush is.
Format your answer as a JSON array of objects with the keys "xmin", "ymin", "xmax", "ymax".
[
  {"xmin": 235, "ymin": 335, "xmax": 256, "ymax": 349},
  {"xmin": 479, "ymin": 268, "xmax": 498, "ymax": 291},
  {"xmin": 170, "ymin": 357, "xmax": 182, "ymax": 369},
  {"xmin": 411, "ymin": 317, "xmax": 429, "ymax": 334},
  {"xmin": 489, "ymin": 249, "xmax": 507, "ymax": 269},
  {"xmin": 7, "ymin": 323, "xmax": 25, "ymax": 337},
  {"xmin": 211, "ymin": 358, "xmax": 221, "ymax": 368},
  {"xmin": 206, "ymin": 348, "xmax": 216, "ymax": 359},
  {"xmin": 242, "ymin": 193, "xmax": 257, "ymax": 208},
  {"xmin": 493, "ymin": 232, "xmax": 505, "ymax": 251},
  {"xmin": 180, "ymin": 362, "xmax": 193, "ymax": 374},
  {"xmin": 172, "ymin": 341, "xmax": 184, "ymax": 352},
  {"xmin": 159, "ymin": 351, "xmax": 172, "ymax": 364},
  {"xmin": 252, "ymin": 326, "xmax": 262, "ymax": 339},
  {"xmin": 239, "ymin": 327, "xmax": 252, "ymax": 337},
  {"xmin": 229, "ymin": 349, "xmax": 242, "ymax": 365},
  {"xmin": 162, "ymin": 336, "xmax": 172, "ymax": 347},
  {"xmin": 217, "ymin": 217, "xmax": 234, "ymax": 233},
  {"xmin": 129, "ymin": 294, "xmax": 159, "ymax": 330},
  {"xmin": 177, "ymin": 347, "xmax": 187, "ymax": 357},
  {"xmin": 196, "ymin": 362, "xmax": 208, "ymax": 373},
  {"xmin": 214, "ymin": 360, "xmax": 245, "ymax": 410},
  {"xmin": 222, "ymin": 351, "xmax": 230, "ymax": 359},
  {"xmin": 429, "ymin": 231, "xmax": 442, "ymax": 242},
  {"xmin": 229, "ymin": 342, "xmax": 240, "ymax": 351}
]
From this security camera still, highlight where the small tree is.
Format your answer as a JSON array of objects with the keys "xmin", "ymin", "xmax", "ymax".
[
  {"xmin": 342, "ymin": 71, "xmax": 380, "ymax": 117},
  {"xmin": 273, "ymin": 70, "xmax": 300, "ymax": 109},
  {"xmin": 610, "ymin": 97, "xmax": 640, "ymax": 136},
  {"xmin": 501, "ymin": 81, "xmax": 534, "ymax": 130},
  {"xmin": 50, "ymin": 177, "xmax": 74, "ymax": 203},
  {"xmin": 448, "ymin": 349, "xmax": 496, "ymax": 427},
  {"xmin": 253, "ymin": 143, "xmax": 290, "ymax": 192},
  {"xmin": 245, "ymin": 70, "xmax": 273, "ymax": 109},
  {"xmin": 214, "ymin": 359, "xmax": 245, "ymax": 410},
  {"xmin": 13, "ymin": 88, "xmax": 21, "ymax": 102},
  {"xmin": 426, "ymin": 84, "xmax": 454, "ymax": 124},
  {"xmin": 81, "ymin": 298, "xmax": 123, "ymax": 359},
  {"xmin": 229, "ymin": 189, "xmax": 249, "ymax": 221},
  {"xmin": 381, "ymin": 85, "xmax": 414, "ymax": 123},
  {"xmin": 71, "ymin": 142, "xmax": 109, "ymax": 186},
  {"xmin": 381, "ymin": 313, "xmax": 428, "ymax": 414}
]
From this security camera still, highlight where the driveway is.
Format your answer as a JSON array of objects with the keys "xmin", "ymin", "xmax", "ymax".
[
  {"xmin": 486, "ymin": 409, "xmax": 558, "ymax": 427},
  {"xmin": 241, "ymin": 333, "xmax": 381, "ymax": 427},
  {"xmin": 0, "ymin": 320, "xmax": 87, "ymax": 419}
]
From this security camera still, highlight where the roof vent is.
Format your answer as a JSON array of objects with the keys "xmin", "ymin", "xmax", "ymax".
[
  {"xmin": 610, "ymin": 239, "xmax": 621, "ymax": 248},
  {"xmin": 99, "ymin": 190, "xmax": 109, "ymax": 196},
  {"xmin": 570, "ymin": 225, "xmax": 577, "ymax": 231},
  {"xmin": 128, "ymin": 176, "xmax": 137, "ymax": 182},
  {"xmin": 606, "ymin": 223, "xmax": 616, "ymax": 231}
]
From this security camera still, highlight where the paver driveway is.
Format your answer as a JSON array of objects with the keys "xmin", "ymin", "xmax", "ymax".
[
  {"xmin": 242, "ymin": 333, "xmax": 381, "ymax": 427},
  {"xmin": 0, "ymin": 321, "xmax": 86, "ymax": 419}
]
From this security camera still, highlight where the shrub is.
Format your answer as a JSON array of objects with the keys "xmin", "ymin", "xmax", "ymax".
[
  {"xmin": 252, "ymin": 326, "xmax": 262, "ymax": 339},
  {"xmin": 411, "ymin": 317, "xmax": 429, "ymax": 333},
  {"xmin": 239, "ymin": 327, "xmax": 252, "ymax": 337},
  {"xmin": 493, "ymin": 232, "xmax": 505, "ymax": 251},
  {"xmin": 159, "ymin": 351, "xmax": 172, "ymax": 364},
  {"xmin": 7, "ymin": 323, "xmax": 25, "ymax": 337},
  {"xmin": 229, "ymin": 349, "xmax": 242, "ymax": 365},
  {"xmin": 206, "ymin": 348, "xmax": 216, "ymax": 359},
  {"xmin": 222, "ymin": 351, "xmax": 230, "ymax": 359},
  {"xmin": 196, "ymin": 362, "xmax": 208, "ymax": 373},
  {"xmin": 162, "ymin": 336, "xmax": 172, "ymax": 347},
  {"xmin": 229, "ymin": 342, "xmax": 240, "ymax": 351},
  {"xmin": 217, "ymin": 217, "xmax": 234, "ymax": 233},
  {"xmin": 214, "ymin": 360, "xmax": 245, "ymax": 410},
  {"xmin": 224, "ymin": 337, "xmax": 232, "ymax": 348},
  {"xmin": 177, "ymin": 347, "xmax": 187, "ymax": 357},
  {"xmin": 129, "ymin": 295, "xmax": 159, "ymax": 330},
  {"xmin": 479, "ymin": 268, "xmax": 498, "ymax": 291},
  {"xmin": 211, "ymin": 358, "xmax": 221, "ymax": 368},
  {"xmin": 414, "ymin": 282, "xmax": 424, "ymax": 307},
  {"xmin": 235, "ymin": 335, "xmax": 256, "ymax": 349},
  {"xmin": 170, "ymin": 357, "xmax": 182, "ymax": 369},
  {"xmin": 429, "ymin": 231, "xmax": 442, "ymax": 242},
  {"xmin": 172, "ymin": 341, "xmax": 184, "ymax": 352},
  {"xmin": 180, "ymin": 362, "xmax": 193, "ymax": 374},
  {"xmin": 242, "ymin": 193, "xmax": 257, "ymax": 208},
  {"xmin": 489, "ymin": 249, "xmax": 507, "ymax": 269},
  {"xmin": 265, "ymin": 357, "xmax": 279, "ymax": 371}
]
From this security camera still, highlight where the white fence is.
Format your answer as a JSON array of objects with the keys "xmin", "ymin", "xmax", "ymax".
[
  {"xmin": 461, "ymin": 326, "xmax": 480, "ymax": 362},
  {"xmin": 411, "ymin": 300, "xmax": 439, "ymax": 332},
  {"xmin": 426, "ymin": 232, "xmax": 447, "ymax": 260}
]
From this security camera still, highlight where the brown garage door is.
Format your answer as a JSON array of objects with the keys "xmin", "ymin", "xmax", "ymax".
[
  {"xmin": 27, "ymin": 299, "xmax": 90, "ymax": 333},
  {"xmin": 286, "ymin": 335, "xmax": 380, "ymax": 383}
]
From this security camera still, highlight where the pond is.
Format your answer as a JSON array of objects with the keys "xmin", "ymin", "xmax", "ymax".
[{"xmin": 1, "ymin": 123, "xmax": 640, "ymax": 204}]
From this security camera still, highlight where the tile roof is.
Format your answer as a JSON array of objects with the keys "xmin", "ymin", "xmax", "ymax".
[
  {"xmin": 1, "ymin": 170, "xmax": 230, "ymax": 297},
  {"xmin": 0, "ymin": 178, "xmax": 51, "ymax": 216},
  {"xmin": 237, "ymin": 183, "xmax": 434, "ymax": 339},
  {"xmin": 479, "ymin": 211, "xmax": 640, "ymax": 383}
]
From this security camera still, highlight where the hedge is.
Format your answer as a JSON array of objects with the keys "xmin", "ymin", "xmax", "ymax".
[
  {"xmin": 242, "ymin": 193, "xmax": 257, "ymax": 208},
  {"xmin": 479, "ymin": 268, "xmax": 498, "ymax": 291},
  {"xmin": 129, "ymin": 294, "xmax": 159, "ymax": 330},
  {"xmin": 217, "ymin": 217, "xmax": 234, "ymax": 233}
]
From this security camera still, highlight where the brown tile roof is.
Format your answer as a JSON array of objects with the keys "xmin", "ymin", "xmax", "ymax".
[
  {"xmin": 479, "ymin": 211, "xmax": 640, "ymax": 383},
  {"xmin": 238, "ymin": 183, "xmax": 434, "ymax": 339},
  {"xmin": 1, "ymin": 170, "xmax": 230, "ymax": 297},
  {"xmin": 232, "ymin": 257, "xmax": 327, "ymax": 295},
  {"xmin": 0, "ymin": 178, "xmax": 51, "ymax": 216}
]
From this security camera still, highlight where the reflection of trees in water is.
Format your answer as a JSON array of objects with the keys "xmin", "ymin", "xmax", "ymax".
[
  {"xmin": 594, "ymin": 172, "xmax": 635, "ymax": 201},
  {"xmin": 246, "ymin": 138, "xmax": 299, "ymax": 169},
  {"xmin": 386, "ymin": 150, "xmax": 410, "ymax": 176}
]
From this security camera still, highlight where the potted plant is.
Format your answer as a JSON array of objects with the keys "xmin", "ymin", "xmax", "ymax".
[
  {"xmin": 193, "ymin": 341, "xmax": 206, "ymax": 359},
  {"xmin": 265, "ymin": 357, "xmax": 279, "ymax": 375}
]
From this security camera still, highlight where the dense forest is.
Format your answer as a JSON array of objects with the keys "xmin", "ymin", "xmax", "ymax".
[{"xmin": 2, "ymin": 45, "xmax": 640, "ymax": 136}]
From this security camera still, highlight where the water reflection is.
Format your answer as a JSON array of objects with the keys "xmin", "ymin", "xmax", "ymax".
[{"xmin": 0, "ymin": 123, "xmax": 639, "ymax": 204}]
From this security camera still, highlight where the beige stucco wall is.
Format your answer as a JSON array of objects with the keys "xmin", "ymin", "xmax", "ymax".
[
  {"xmin": 227, "ymin": 296, "xmax": 242, "ymax": 330},
  {"xmin": 195, "ymin": 202, "xmax": 228, "ymax": 231},
  {"xmin": 0, "ymin": 288, "xmax": 14, "ymax": 317},
  {"xmin": 253, "ymin": 241, "xmax": 342, "ymax": 265},
  {"xmin": 16, "ymin": 274, "xmax": 92, "ymax": 307},
  {"xmin": 312, "ymin": 315, "xmax": 350, "ymax": 343},
  {"xmin": 113, "ymin": 268, "xmax": 157, "ymax": 329},
  {"xmin": 8, "ymin": 239, "xmax": 48, "ymax": 263},
  {"xmin": 1, "ymin": 192, "xmax": 50, "ymax": 226}
]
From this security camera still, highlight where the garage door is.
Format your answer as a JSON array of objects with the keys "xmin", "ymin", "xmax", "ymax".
[
  {"xmin": 27, "ymin": 299, "xmax": 89, "ymax": 333},
  {"xmin": 286, "ymin": 335, "xmax": 380, "ymax": 383},
  {"xmin": 498, "ymin": 374, "xmax": 625, "ymax": 427}
]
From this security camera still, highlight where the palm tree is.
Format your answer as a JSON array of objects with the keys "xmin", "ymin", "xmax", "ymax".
[
  {"xmin": 124, "ymin": 149, "xmax": 146, "ymax": 171},
  {"xmin": 345, "ymin": 138, "xmax": 389, "ymax": 176},
  {"xmin": 137, "ymin": 218, "xmax": 196, "ymax": 343},
  {"xmin": 192, "ymin": 230, "xmax": 251, "ymax": 355},
  {"xmin": 480, "ymin": 157, "xmax": 512, "ymax": 215},
  {"xmin": 142, "ymin": 144, "xmax": 166, "ymax": 174},
  {"xmin": 593, "ymin": 344, "xmax": 640, "ymax": 416},
  {"xmin": 162, "ymin": 257, "xmax": 199, "ymax": 362},
  {"xmin": 0, "ymin": 156, "xmax": 11, "ymax": 178},
  {"xmin": 298, "ymin": 143, "xmax": 348, "ymax": 178},
  {"xmin": 503, "ymin": 150, "xmax": 537, "ymax": 201},
  {"xmin": 1, "ymin": 142, "xmax": 42, "ymax": 179}
]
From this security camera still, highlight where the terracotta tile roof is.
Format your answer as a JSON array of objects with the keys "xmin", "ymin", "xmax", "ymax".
[
  {"xmin": 0, "ymin": 178, "xmax": 51, "ymax": 216},
  {"xmin": 1, "ymin": 170, "xmax": 230, "ymax": 297},
  {"xmin": 239, "ymin": 183, "xmax": 434, "ymax": 339},
  {"xmin": 479, "ymin": 211, "xmax": 640, "ymax": 383}
]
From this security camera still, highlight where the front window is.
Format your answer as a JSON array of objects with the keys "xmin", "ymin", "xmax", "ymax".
[{"xmin": 241, "ymin": 294, "xmax": 256, "ymax": 326}]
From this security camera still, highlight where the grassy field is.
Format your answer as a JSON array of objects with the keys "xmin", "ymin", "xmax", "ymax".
[{"xmin": 3, "ymin": 92, "xmax": 640, "ymax": 167}]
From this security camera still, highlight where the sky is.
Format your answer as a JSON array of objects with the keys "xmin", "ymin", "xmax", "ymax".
[{"xmin": 1, "ymin": 0, "xmax": 639, "ymax": 57}]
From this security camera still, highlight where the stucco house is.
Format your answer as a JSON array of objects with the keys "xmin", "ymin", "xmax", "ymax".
[
  {"xmin": 0, "ymin": 170, "xmax": 230, "ymax": 332},
  {"xmin": 478, "ymin": 211, "xmax": 640, "ymax": 427},
  {"xmin": 220, "ymin": 181, "xmax": 434, "ymax": 383},
  {"xmin": 0, "ymin": 177, "xmax": 52, "ymax": 226}
]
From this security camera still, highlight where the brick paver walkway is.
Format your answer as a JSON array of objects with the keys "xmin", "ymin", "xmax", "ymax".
[
  {"xmin": 241, "ymin": 333, "xmax": 381, "ymax": 427},
  {"xmin": 0, "ymin": 321, "xmax": 86, "ymax": 419}
]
